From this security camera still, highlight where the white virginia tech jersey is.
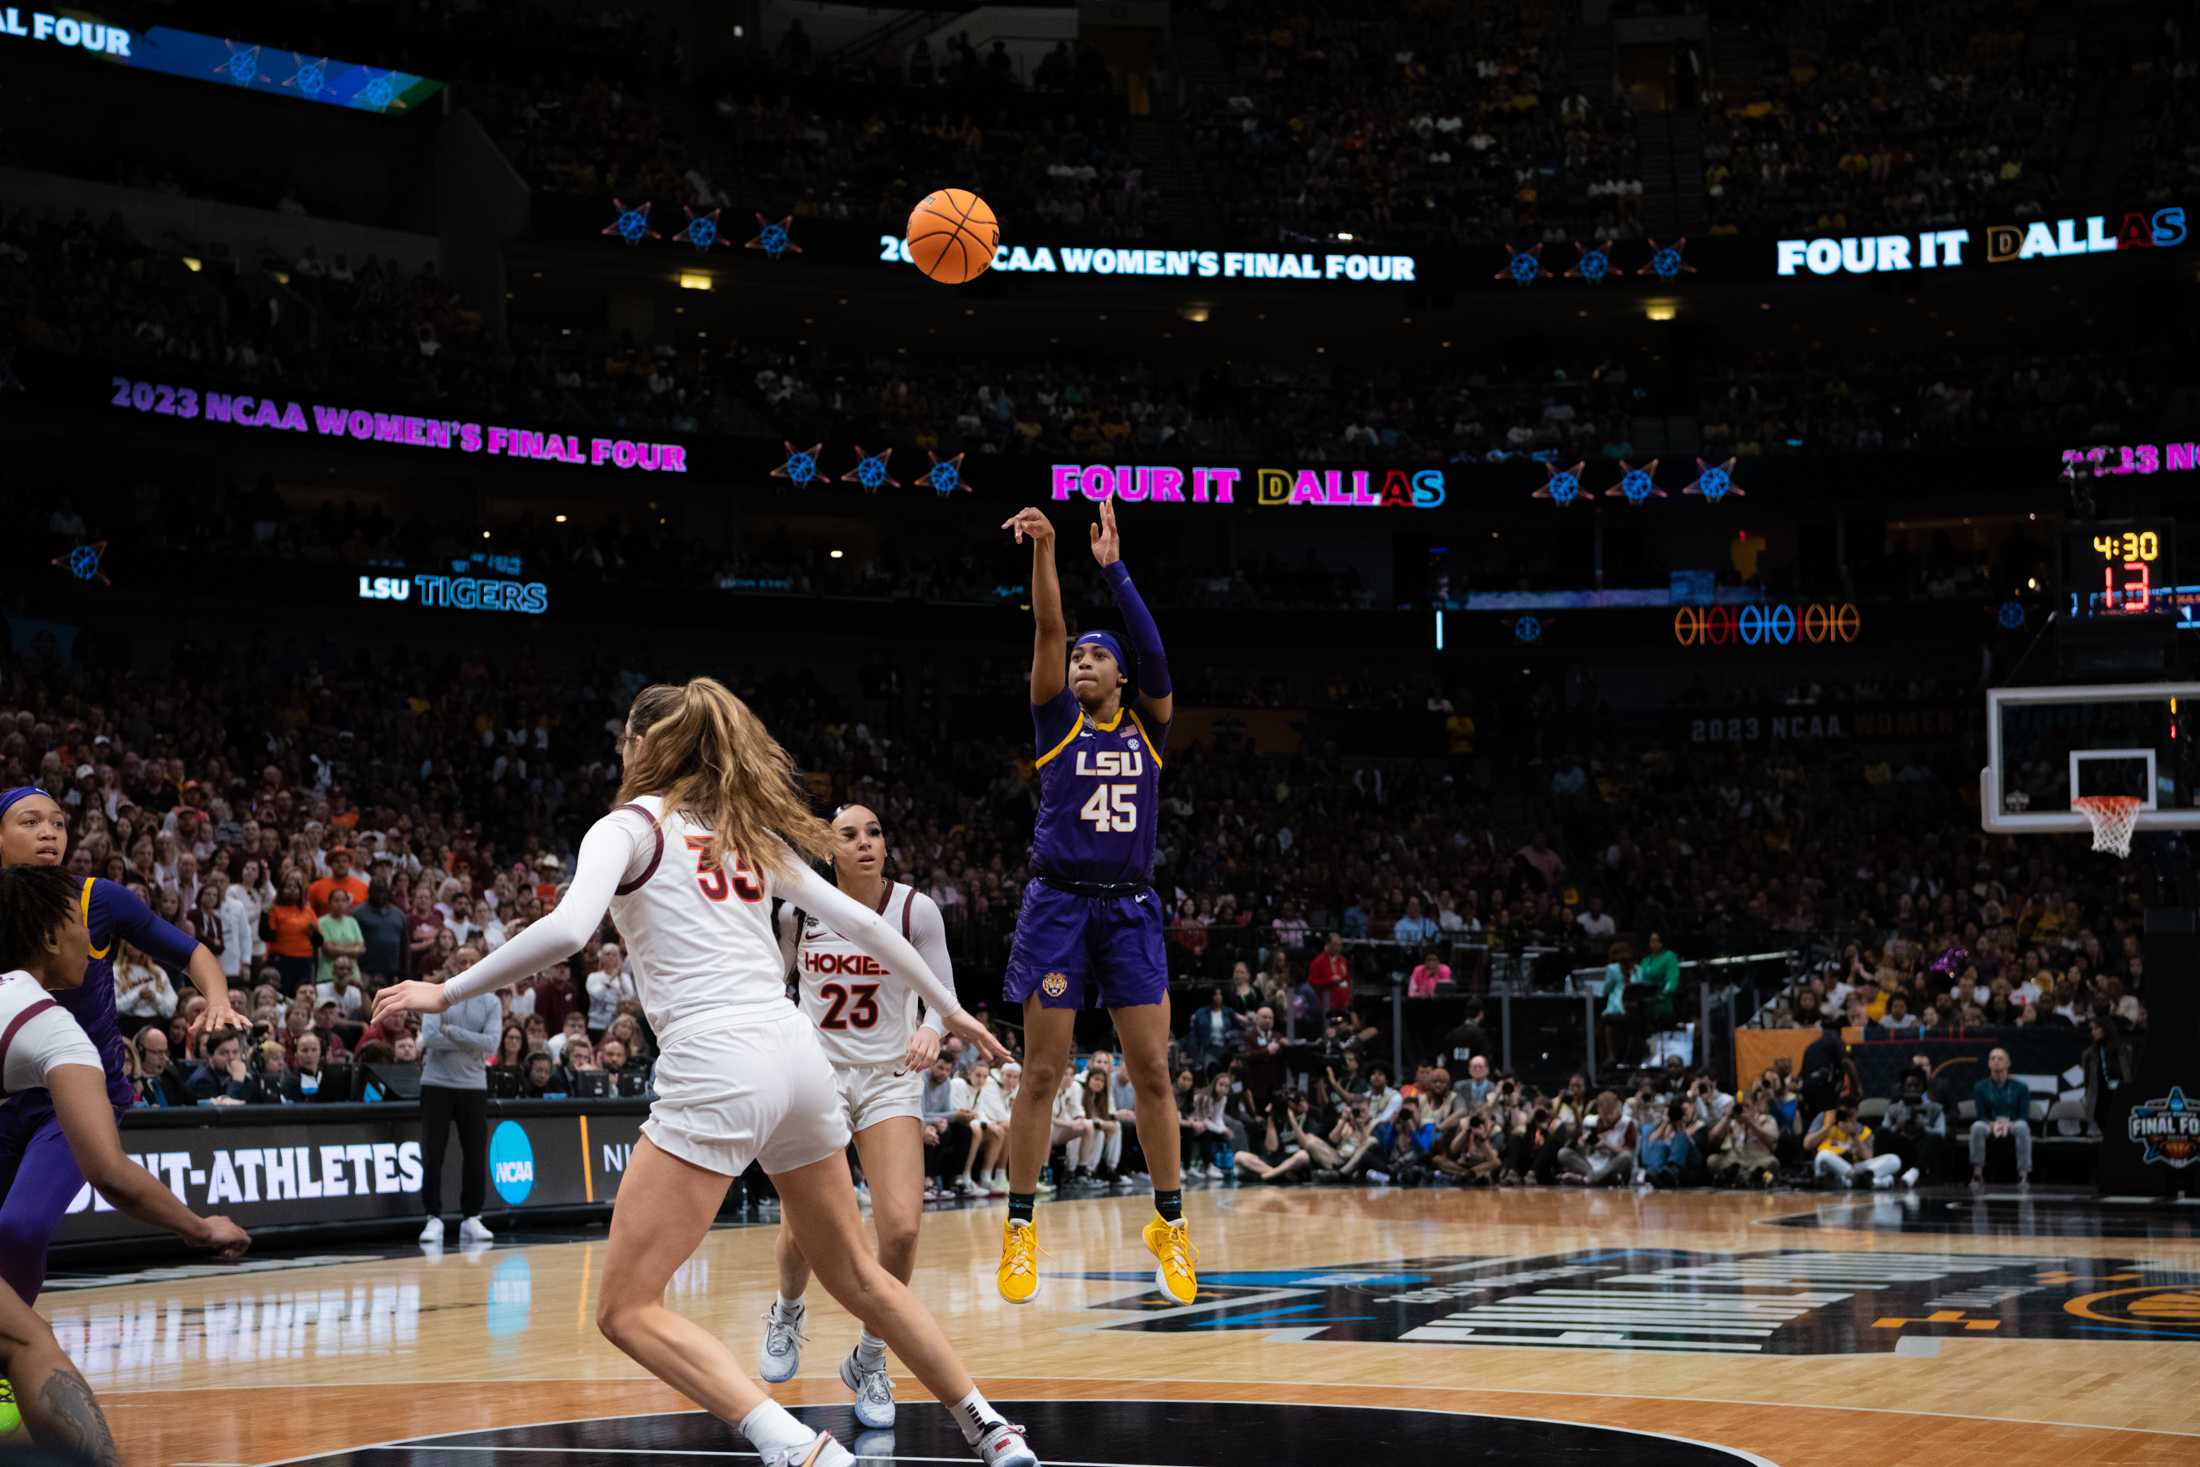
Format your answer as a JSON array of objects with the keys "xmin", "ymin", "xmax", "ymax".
[
  {"xmin": 781, "ymin": 882, "xmax": 944, "ymax": 1068},
  {"xmin": 605, "ymin": 797, "xmax": 790, "ymax": 1037},
  {"xmin": 0, "ymin": 968, "xmax": 103, "ymax": 1096}
]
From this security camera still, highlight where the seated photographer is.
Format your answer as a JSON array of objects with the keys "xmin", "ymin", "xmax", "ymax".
[
  {"xmin": 1637, "ymin": 1099, "xmax": 1699, "ymax": 1190},
  {"xmin": 1234, "ymin": 1094, "xmax": 1314, "ymax": 1185},
  {"xmin": 1707, "ymin": 1089, "xmax": 1781, "ymax": 1187},
  {"xmin": 1557, "ymin": 1090, "xmax": 1638, "ymax": 1186},
  {"xmin": 1433, "ymin": 1109, "xmax": 1502, "ymax": 1185},
  {"xmin": 1380, "ymin": 1098, "xmax": 1440, "ymax": 1184},
  {"xmin": 1807, "ymin": 1103, "xmax": 1919, "ymax": 1190}
]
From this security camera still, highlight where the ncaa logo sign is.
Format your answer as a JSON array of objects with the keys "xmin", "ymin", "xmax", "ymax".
[{"xmin": 490, "ymin": 1121, "xmax": 536, "ymax": 1205}]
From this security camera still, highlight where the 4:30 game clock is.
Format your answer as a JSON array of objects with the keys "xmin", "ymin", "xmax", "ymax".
[{"xmin": 2067, "ymin": 521, "xmax": 2176, "ymax": 618}]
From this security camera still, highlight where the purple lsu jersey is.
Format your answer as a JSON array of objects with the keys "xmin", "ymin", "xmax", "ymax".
[
  {"xmin": 1026, "ymin": 688, "xmax": 1169, "ymax": 885},
  {"xmin": 46, "ymin": 878, "xmax": 199, "ymax": 1110}
]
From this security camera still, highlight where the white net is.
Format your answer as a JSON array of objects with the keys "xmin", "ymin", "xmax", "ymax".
[{"xmin": 2072, "ymin": 795, "xmax": 2142, "ymax": 858}]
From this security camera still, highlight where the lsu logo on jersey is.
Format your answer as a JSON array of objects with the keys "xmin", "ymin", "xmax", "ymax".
[
  {"xmin": 1074, "ymin": 747, "xmax": 1145, "ymax": 778},
  {"xmin": 1042, "ymin": 971, "xmax": 1070, "ymax": 998}
]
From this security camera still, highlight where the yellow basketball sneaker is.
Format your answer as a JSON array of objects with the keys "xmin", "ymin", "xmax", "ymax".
[
  {"xmin": 997, "ymin": 1218, "xmax": 1041, "ymax": 1304},
  {"xmin": 1142, "ymin": 1214, "xmax": 1199, "ymax": 1305},
  {"xmin": 0, "ymin": 1377, "xmax": 21, "ymax": 1439}
]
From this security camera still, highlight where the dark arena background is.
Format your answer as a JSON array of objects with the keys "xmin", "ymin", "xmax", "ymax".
[{"xmin": 2, "ymin": 1, "xmax": 2199, "ymax": 1464}]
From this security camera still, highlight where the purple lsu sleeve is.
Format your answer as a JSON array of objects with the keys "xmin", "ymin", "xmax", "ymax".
[
  {"xmin": 1032, "ymin": 686, "xmax": 1082, "ymax": 756},
  {"xmin": 96, "ymin": 878, "xmax": 203, "ymax": 971}
]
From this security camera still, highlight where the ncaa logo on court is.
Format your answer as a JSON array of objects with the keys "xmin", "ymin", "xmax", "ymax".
[
  {"xmin": 489, "ymin": 1121, "xmax": 536, "ymax": 1204},
  {"xmin": 1042, "ymin": 971, "xmax": 1070, "ymax": 998}
]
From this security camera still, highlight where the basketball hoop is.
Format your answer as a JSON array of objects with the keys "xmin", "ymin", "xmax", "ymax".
[{"xmin": 2072, "ymin": 795, "xmax": 2143, "ymax": 858}]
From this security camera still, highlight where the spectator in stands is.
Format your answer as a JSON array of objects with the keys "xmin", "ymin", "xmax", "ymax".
[
  {"xmin": 973, "ymin": 1060, "xmax": 1016, "ymax": 1194},
  {"xmin": 1307, "ymin": 932, "xmax": 1353, "ymax": 1015},
  {"xmin": 523, "ymin": 1051, "xmax": 559, "ymax": 1098},
  {"xmin": 1557, "ymin": 1090, "xmax": 1637, "ymax": 1186},
  {"xmin": 585, "ymin": 941, "xmax": 636, "ymax": 1037},
  {"xmin": 316, "ymin": 888, "xmax": 366, "ymax": 992},
  {"xmin": 494, "ymin": 1023, "xmax": 526, "ymax": 1068},
  {"xmin": 546, "ymin": 1011, "xmax": 588, "ymax": 1065},
  {"xmin": 1969, "ymin": 1046, "xmax": 2034, "ymax": 1188},
  {"xmin": 1637, "ymin": 932, "xmax": 1681, "ymax": 1028},
  {"xmin": 1394, "ymin": 896, "xmax": 1438, "ymax": 949},
  {"xmin": 282, "ymin": 1029, "xmax": 335, "ymax": 1103},
  {"xmin": 1242, "ymin": 1005, "xmax": 1283, "ymax": 1058},
  {"xmin": 354, "ymin": 877, "xmax": 408, "ymax": 986},
  {"xmin": 1808, "ymin": 1103, "xmax": 1918, "ymax": 1190},
  {"xmin": 1225, "ymin": 962, "xmax": 1260, "ymax": 1016},
  {"xmin": 1458, "ymin": 1055, "xmax": 1494, "ymax": 1111},
  {"xmin": 264, "ymin": 876, "xmax": 318, "ymax": 994},
  {"xmin": 307, "ymin": 847, "xmax": 368, "ymax": 915},
  {"xmin": 113, "ymin": 942, "xmax": 177, "ymax": 1034},
  {"xmin": 558, "ymin": 1037, "xmax": 599, "ymax": 1092},
  {"xmin": 1183, "ymin": 1072, "xmax": 1233, "ymax": 1178},
  {"xmin": 1186, "ymin": 986, "xmax": 1241, "ymax": 1073},
  {"xmin": 184, "ymin": 1029, "xmax": 252, "ymax": 1104},
  {"xmin": 133, "ymin": 1026, "xmax": 184, "ymax": 1107},
  {"xmin": 1073, "ymin": 1068, "xmax": 1123, "ymax": 1185},
  {"xmin": 1598, "ymin": 940, "xmax": 1635, "ymax": 1066},
  {"xmin": 1885, "ymin": 1070, "xmax": 1949, "ymax": 1181},
  {"xmin": 1438, "ymin": 1002, "xmax": 1488, "ymax": 1076},
  {"xmin": 1576, "ymin": 896, "xmax": 1617, "ymax": 942},
  {"xmin": 1408, "ymin": 948, "xmax": 1451, "ymax": 997}
]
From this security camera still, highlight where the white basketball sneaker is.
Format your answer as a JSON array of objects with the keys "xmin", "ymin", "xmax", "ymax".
[
  {"xmin": 972, "ymin": 1421, "xmax": 1039, "ymax": 1467},
  {"xmin": 759, "ymin": 1300, "xmax": 806, "ymax": 1384},
  {"xmin": 418, "ymin": 1217, "xmax": 444, "ymax": 1245},
  {"xmin": 459, "ymin": 1216, "xmax": 494, "ymax": 1243},
  {"xmin": 840, "ymin": 1349, "xmax": 895, "ymax": 1429}
]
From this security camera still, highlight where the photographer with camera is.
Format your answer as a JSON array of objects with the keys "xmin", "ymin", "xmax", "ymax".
[
  {"xmin": 1883, "ymin": 1069, "xmax": 1949, "ymax": 1183},
  {"xmin": 1233, "ymin": 1093, "xmax": 1314, "ymax": 1185},
  {"xmin": 1707, "ymin": 1088, "xmax": 1780, "ymax": 1187},
  {"xmin": 1637, "ymin": 1099, "xmax": 1699, "ymax": 1190}
]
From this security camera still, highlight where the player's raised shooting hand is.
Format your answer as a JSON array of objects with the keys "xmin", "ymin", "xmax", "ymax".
[
  {"xmin": 1089, "ymin": 498, "xmax": 1121, "ymax": 568},
  {"xmin": 371, "ymin": 979, "xmax": 450, "ymax": 1026},
  {"xmin": 1002, "ymin": 507, "xmax": 1055, "ymax": 547},
  {"xmin": 945, "ymin": 1008, "xmax": 1014, "ymax": 1066}
]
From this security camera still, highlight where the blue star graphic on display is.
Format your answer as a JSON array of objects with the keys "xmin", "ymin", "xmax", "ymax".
[
  {"xmin": 840, "ymin": 446, "xmax": 899, "ymax": 492},
  {"xmin": 1998, "ymin": 601, "xmax": 2027, "ymax": 630},
  {"xmin": 53, "ymin": 542, "xmax": 110, "ymax": 588},
  {"xmin": 1684, "ymin": 457, "xmax": 1745, "ymax": 502},
  {"xmin": 771, "ymin": 442, "xmax": 826, "ymax": 487},
  {"xmin": 678, "ymin": 206, "xmax": 728, "ymax": 253},
  {"xmin": 283, "ymin": 55, "xmax": 331, "ymax": 96},
  {"xmin": 1566, "ymin": 241, "xmax": 1615, "ymax": 283},
  {"xmin": 1533, "ymin": 461, "xmax": 1588, "ymax": 506},
  {"xmin": 354, "ymin": 69, "xmax": 406, "ymax": 113},
  {"xmin": 1638, "ymin": 237, "xmax": 1696, "ymax": 280},
  {"xmin": 601, "ymin": 199, "xmax": 659, "ymax": 246},
  {"xmin": 214, "ymin": 42, "xmax": 267, "ymax": 86},
  {"xmin": 1496, "ymin": 240, "xmax": 1548, "ymax": 283},
  {"xmin": 917, "ymin": 451, "xmax": 971, "ymax": 496},
  {"xmin": 746, "ymin": 214, "xmax": 802, "ymax": 259},
  {"xmin": 1604, "ymin": 458, "xmax": 1666, "ymax": 505},
  {"xmin": 1512, "ymin": 615, "xmax": 1544, "ymax": 644},
  {"xmin": 1495, "ymin": 243, "xmax": 1548, "ymax": 286}
]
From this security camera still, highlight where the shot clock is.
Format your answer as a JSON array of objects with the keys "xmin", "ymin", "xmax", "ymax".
[{"xmin": 2066, "ymin": 520, "xmax": 2175, "ymax": 619}]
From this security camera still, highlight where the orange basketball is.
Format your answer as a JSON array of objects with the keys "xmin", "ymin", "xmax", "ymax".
[{"xmin": 906, "ymin": 188, "xmax": 999, "ymax": 284}]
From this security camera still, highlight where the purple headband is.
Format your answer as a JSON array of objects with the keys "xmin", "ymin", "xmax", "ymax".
[
  {"xmin": 0, "ymin": 787, "xmax": 54, "ymax": 822},
  {"xmin": 1073, "ymin": 630, "xmax": 1131, "ymax": 684},
  {"xmin": 0, "ymin": 786, "xmax": 54, "ymax": 820}
]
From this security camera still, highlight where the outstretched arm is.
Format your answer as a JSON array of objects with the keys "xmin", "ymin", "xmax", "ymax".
[
  {"xmin": 374, "ymin": 813, "xmax": 640, "ymax": 1020},
  {"xmin": 1088, "ymin": 499, "xmax": 1173, "ymax": 725},
  {"xmin": 49, "ymin": 1066, "xmax": 249, "ymax": 1256},
  {"xmin": 1006, "ymin": 507, "xmax": 1066, "ymax": 704}
]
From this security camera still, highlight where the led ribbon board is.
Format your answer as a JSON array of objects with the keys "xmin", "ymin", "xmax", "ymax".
[{"xmin": 0, "ymin": 11, "xmax": 442, "ymax": 113}]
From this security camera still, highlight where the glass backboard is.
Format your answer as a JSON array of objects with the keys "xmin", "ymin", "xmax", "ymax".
[{"xmin": 1982, "ymin": 683, "xmax": 2200, "ymax": 834}]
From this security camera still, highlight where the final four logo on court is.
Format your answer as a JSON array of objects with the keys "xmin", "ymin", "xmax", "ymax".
[{"xmin": 2128, "ymin": 1087, "xmax": 2200, "ymax": 1167}]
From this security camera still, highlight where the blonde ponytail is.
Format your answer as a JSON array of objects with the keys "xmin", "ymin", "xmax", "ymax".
[{"xmin": 615, "ymin": 677, "xmax": 834, "ymax": 876}]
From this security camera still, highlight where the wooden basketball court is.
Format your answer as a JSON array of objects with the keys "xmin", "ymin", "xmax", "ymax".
[{"xmin": 41, "ymin": 1185, "xmax": 2200, "ymax": 1466}]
